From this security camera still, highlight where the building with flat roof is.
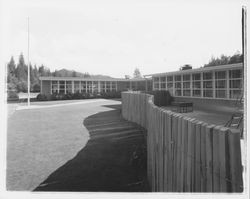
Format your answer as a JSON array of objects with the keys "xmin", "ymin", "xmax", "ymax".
[
  {"xmin": 39, "ymin": 76, "xmax": 151, "ymax": 97},
  {"xmin": 148, "ymin": 63, "xmax": 243, "ymax": 108}
]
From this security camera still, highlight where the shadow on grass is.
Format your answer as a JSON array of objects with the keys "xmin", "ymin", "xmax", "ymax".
[{"xmin": 34, "ymin": 107, "xmax": 149, "ymax": 192}]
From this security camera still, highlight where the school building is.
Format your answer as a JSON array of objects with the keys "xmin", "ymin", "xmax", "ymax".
[
  {"xmin": 40, "ymin": 63, "xmax": 243, "ymax": 109},
  {"xmin": 149, "ymin": 63, "xmax": 243, "ymax": 108},
  {"xmin": 39, "ymin": 76, "xmax": 150, "ymax": 96}
]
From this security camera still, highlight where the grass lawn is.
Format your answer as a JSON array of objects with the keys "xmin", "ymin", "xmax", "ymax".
[{"xmin": 7, "ymin": 99, "xmax": 121, "ymax": 190}]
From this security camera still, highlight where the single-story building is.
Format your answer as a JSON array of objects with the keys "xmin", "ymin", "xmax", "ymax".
[
  {"xmin": 147, "ymin": 63, "xmax": 243, "ymax": 109},
  {"xmin": 39, "ymin": 76, "xmax": 151, "ymax": 97}
]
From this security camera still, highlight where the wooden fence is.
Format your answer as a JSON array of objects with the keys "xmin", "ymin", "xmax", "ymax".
[{"xmin": 122, "ymin": 92, "xmax": 243, "ymax": 192}]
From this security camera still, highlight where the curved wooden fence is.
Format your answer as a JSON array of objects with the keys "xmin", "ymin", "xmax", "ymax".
[{"xmin": 121, "ymin": 92, "xmax": 243, "ymax": 192}]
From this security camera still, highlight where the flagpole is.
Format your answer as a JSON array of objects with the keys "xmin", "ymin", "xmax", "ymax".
[{"xmin": 27, "ymin": 17, "xmax": 30, "ymax": 106}]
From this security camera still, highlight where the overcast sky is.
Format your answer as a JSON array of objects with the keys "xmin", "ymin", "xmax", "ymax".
[{"xmin": 1, "ymin": 0, "xmax": 246, "ymax": 78}]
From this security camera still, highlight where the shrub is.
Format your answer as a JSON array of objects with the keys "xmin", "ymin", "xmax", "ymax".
[
  {"xmin": 36, "ymin": 93, "xmax": 48, "ymax": 101},
  {"xmin": 100, "ymin": 91, "xmax": 121, "ymax": 99},
  {"xmin": 7, "ymin": 91, "xmax": 19, "ymax": 101},
  {"xmin": 64, "ymin": 93, "xmax": 73, "ymax": 100},
  {"xmin": 72, "ymin": 92, "xmax": 83, "ymax": 99},
  {"xmin": 147, "ymin": 90, "xmax": 173, "ymax": 106}
]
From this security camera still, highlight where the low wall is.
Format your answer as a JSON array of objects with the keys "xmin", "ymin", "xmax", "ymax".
[
  {"xmin": 122, "ymin": 92, "xmax": 243, "ymax": 192},
  {"xmin": 174, "ymin": 97, "xmax": 242, "ymax": 114}
]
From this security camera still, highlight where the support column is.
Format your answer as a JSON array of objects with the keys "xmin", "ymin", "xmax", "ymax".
[
  {"xmin": 212, "ymin": 71, "xmax": 216, "ymax": 98},
  {"xmin": 226, "ymin": 70, "xmax": 230, "ymax": 99},
  {"xmin": 173, "ymin": 76, "xmax": 175, "ymax": 96},
  {"xmin": 181, "ymin": 75, "xmax": 183, "ymax": 97},
  {"xmin": 64, "ymin": 81, "xmax": 66, "ymax": 94},
  {"xmin": 57, "ymin": 81, "xmax": 59, "ymax": 93},
  {"xmin": 200, "ymin": 72, "xmax": 203, "ymax": 98},
  {"xmin": 79, "ymin": 81, "xmax": 81, "ymax": 93},
  {"xmin": 190, "ymin": 74, "xmax": 193, "ymax": 97},
  {"xmin": 98, "ymin": 81, "xmax": 101, "ymax": 93},
  {"xmin": 72, "ymin": 81, "xmax": 74, "ymax": 93},
  {"xmin": 92, "ymin": 81, "xmax": 94, "ymax": 93}
]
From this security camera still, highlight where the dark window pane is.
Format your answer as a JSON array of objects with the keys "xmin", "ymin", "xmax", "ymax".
[
  {"xmin": 167, "ymin": 76, "xmax": 173, "ymax": 82},
  {"xmin": 160, "ymin": 76, "xmax": 166, "ymax": 82},
  {"xmin": 192, "ymin": 73, "xmax": 201, "ymax": 80},
  {"xmin": 154, "ymin": 77, "xmax": 159, "ymax": 82},
  {"xmin": 183, "ymin": 74, "xmax": 190, "ymax": 81},
  {"xmin": 193, "ymin": 90, "xmax": 201, "ymax": 97},
  {"xmin": 175, "ymin": 75, "xmax": 181, "ymax": 81},
  {"xmin": 203, "ymin": 81, "xmax": 213, "ymax": 89},
  {"xmin": 192, "ymin": 81, "xmax": 201, "ymax": 89},
  {"xmin": 175, "ymin": 90, "xmax": 181, "ymax": 96},
  {"xmin": 183, "ymin": 82, "xmax": 190, "ymax": 88},
  {"xmin": 183, "ymin": 90, "xmax": 191, "ymax": 96},
  {"xmin": 175, "ymin": 82, "xmax": 181, "ymax": 88},
  {"xmin": 230, "ymin": 80, "xmax": 242, "ymax": 89},
  {"xmin": 229, "ymin": 69, "xmax": 242, "ymax": 79},
  {"xmin": 203, "ymin": 72, "xmax": 212, "ymax": 80},
  {"xmin": 203, "ymin": 90, "xmax": 213, "ymax": 98},
  {"xmin": 215, "ymin": 71, "xmax": 226, "ymax": 79},
  {"xmin": 167, "ymin": 83, "xmax": 173, "ymax": 89},
  {"xmin": 216, "ymin": 80, "xmax": 226, "ymax": 88},
  {"xmin": 230, "ymin": 90, "xmax": 242, "ymax": 99},
  {"xmin": 216, "ymin": 90, "xmax": 226, "ymax": 98},
  {"xmin": 161, "ymin": 83, "xmax": 166, "ymax": 89}
]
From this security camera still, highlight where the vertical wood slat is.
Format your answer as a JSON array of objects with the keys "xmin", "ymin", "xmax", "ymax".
[
  {"xmin": 163, "ymin": 111, "xmax": 169, "ymax": 191},
  {"xmin": 171, "ymin": 114, "xmax": 177, "ymax": 191},
  {"xmin": 176, "ymin": 115, "xmax": 183, "ymax": 191},
  {"xmin": 228, "ymin": 129, "xmax": 243, "ymax": 192},
  {"xmin": 159, "ymin": 111, "xmax": 164, "ymax": 191},
  {"xmin": 186, "ymin": 118, "xmax": 195, "ymax": 191},
  {"xmin": 121, "ymin": 92, "xmax": 243, "ymax": 193},
  {"xmin": 195, "ymin": 121, "xmax": 202, "ymax": 192},
  {"xmin": 181, "ymin": 118, "xmax": 188, "ymax": 192},
  {"xmin": 167, "ymin": 112, "xmax": 173, "ymax": 191},
  {"xmin": 218, "ymin": 127, "xmax": 228, "ymax": 192},
  {"xmin": 205, "ymin": 124, "xmax": 214, "ymax": 192},
  {"xmin": 212, "ymin": 126, "xmax": 221, "ymax": 192}
]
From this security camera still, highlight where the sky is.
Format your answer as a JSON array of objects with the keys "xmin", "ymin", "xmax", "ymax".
[{"xmin": 0, "ymin": 0, "xmax": 247, "ymax": 78}]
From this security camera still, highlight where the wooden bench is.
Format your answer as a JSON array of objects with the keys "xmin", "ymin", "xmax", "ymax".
[{"xmin": 171, "ymin": 101, "xmax": 193, "ymax": 113}]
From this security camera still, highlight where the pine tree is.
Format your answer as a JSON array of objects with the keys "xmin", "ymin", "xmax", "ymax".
[{"xmin": 15, "ymin": 53, "xmax": 28, "ymax": 81}]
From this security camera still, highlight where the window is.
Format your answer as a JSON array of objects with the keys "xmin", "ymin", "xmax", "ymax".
[
  {"xmin": 215, "ymin": 71, "xmax": 226, "ymax": 98},
  {"xmin": 100, "ymin": 81, "xmax": 105, "ymax": 92},
  {"xmin": 74, "ymin": 81, "xmax": 80, "ymax": 93},
  {"xmin": 93, "ymin": 81, "xmax": 98, "ymax": 93},
  {"xmin": 203, "ymin": 72, "xmax": 213, "ymax": 98},
  {"xmin": 81, "ymin": 81, "xmax": 86, "ymax": 93},
  {"xmin": 111, "ymin": 81, "xmax": 116, "ymax": 91},
  {"xmin": 192, "ymin": 73, "xmax": 201, "ymax": 97},
  {"xmin": 106, "ymin": 82, "xmax": 111, "ymax": 92},
  {"xmin": 87, "ymin": 81, "xmax": 92, "ymax": 93},
  {"xmin": 153, "ymin": 76, "xmax": 160, "ymax": 90},
  {"xmin": 229, "ymin": 69, "xmax": 243, "ymax": 99},
  {"xmin": 59, "ymin": 81, "xmax": 66, "ymax": 94},
  {"xmin": 182, "ymin": 74, "xmax": 190, "ymax": 96},
  {"xmin": 174, "ymin": 75, "xmax": 182, "ymax": 96},
  {"xmin": 52, "ymin": 81, "xmax": 58, "ymax": 94},
  {"xmin": 65, "ymin": 81, "xmax": 71, "ymax": 94},
  {"xmin": 166, "ymin": 76, "xmax": 174, "ymax": 95},
  {"xmin": 160, "ymin": 76, "xmax": 166, "ymax": 90},
  {"xmin": 203, "ymin": 90, "xmax": 213, "ymax": 98}
]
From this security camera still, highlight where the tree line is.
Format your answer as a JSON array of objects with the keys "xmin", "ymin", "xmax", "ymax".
[{"xmin": 7, "ymin": 53, "xmax": 92, "ymax": 93}]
